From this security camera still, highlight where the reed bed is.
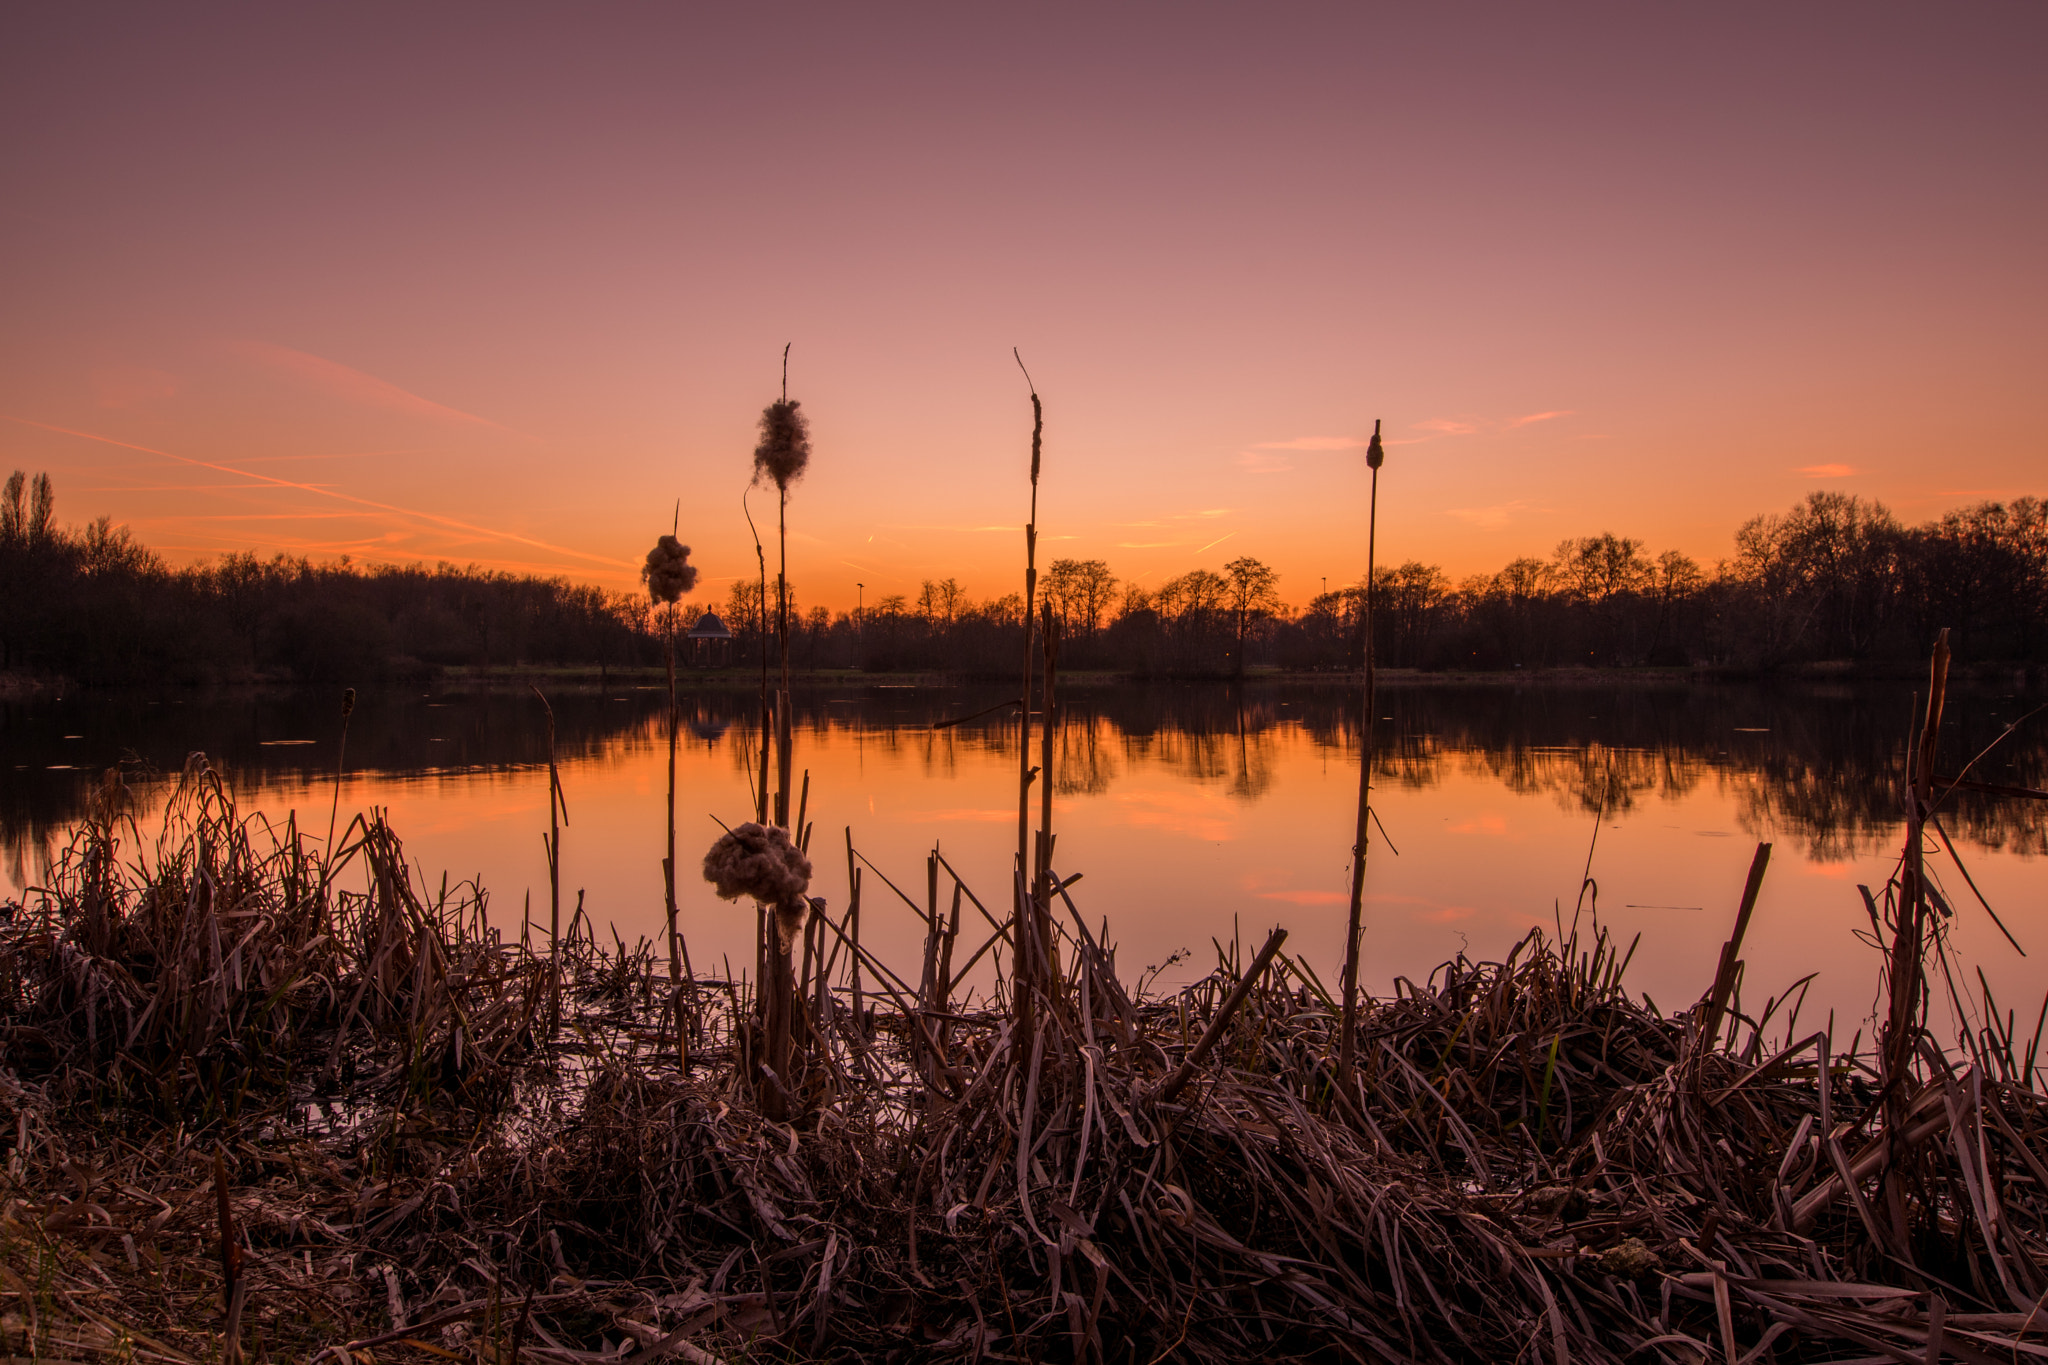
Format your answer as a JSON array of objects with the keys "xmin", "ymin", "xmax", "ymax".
[{"xmin": 0, "ymin": 757, "xmax": 2044, "ymax": 1362}]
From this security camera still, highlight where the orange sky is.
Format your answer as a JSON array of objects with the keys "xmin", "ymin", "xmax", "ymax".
[{"xmin": 3, "ymin": 5, "xmax": 2043, "ymax": 610}]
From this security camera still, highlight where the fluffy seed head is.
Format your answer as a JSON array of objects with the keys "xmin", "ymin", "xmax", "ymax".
[
  {"xmin": 642, "ymin": 535, "xmax": 699, "ymax": 605},
  {"xmin": 702, "ymin": 822, "xmax": 812, "ymax": 910},
  {"xmin": 752, "ymin": 400, "xmax": 811, "ymax": 491}
]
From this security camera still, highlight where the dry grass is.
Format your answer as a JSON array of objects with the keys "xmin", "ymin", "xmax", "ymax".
[{"xmin": 0, "ymin": 755, "xmax": 2044, "ymax": 1362}]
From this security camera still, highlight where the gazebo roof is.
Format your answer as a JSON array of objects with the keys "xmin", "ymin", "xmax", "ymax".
[{"xmin": 686, "ymin": 611, "xmax": 733, "ymax": 640}]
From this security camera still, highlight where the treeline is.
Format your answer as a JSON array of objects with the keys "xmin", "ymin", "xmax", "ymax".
[
  {"xmin": 706, "ymin": 491, "xmax": 2048, "ymax": 674},
  {"xmin": 4, "ymin": 470, "xmax": 2044, "ymax": 685},
  {"xmin": 0, "ymin": 473, "xmax": 656, "ymax": 685}
]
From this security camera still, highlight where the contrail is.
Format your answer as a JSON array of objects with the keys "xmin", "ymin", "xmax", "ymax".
[{"xmin": 4, "ymin": 416, "xmax": 631, "ymax": 570}]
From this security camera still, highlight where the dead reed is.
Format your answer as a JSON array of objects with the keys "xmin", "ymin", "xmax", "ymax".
[
  {"xmin": 2, "ymin": 642, "xmax": 2046, "ymax": 1362},
  {"xmin": 1339, "ymin": 419, "xmax": 1385, "ymax": 1090}
]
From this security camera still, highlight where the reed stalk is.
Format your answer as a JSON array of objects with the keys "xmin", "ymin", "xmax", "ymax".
[
  {"xmin": 1035, "ymin": 601, "xmax": 1060, "ymax": 922},
  {"xmin": 1337, "ymin": 419, "xmax": 1384, "ymax": 1090},
  {"xmin": 1013, "ymin": 349, "xmax": 1045, "ymax": 1015},
  {"xmin": 776, "ymin": 487, "xmax": 792, "ymax": 828},
  {"xmin": 532, "ymin": 686, "xmax": 566, "ymax": 1036},
  {"xmin": 744, "ymin": 494, "xmax": 771, "ymax": 825},
  {"xmin": 664, "ymin": 610, "xmax": 681, "ymax": 987},
  {"xmin": 319, "ymin": 686, "xmax": 355, "ymax": 901},
  {"xmin": 1884, "ymin": 629, "xmax": 1950, "ymax": 1103}
]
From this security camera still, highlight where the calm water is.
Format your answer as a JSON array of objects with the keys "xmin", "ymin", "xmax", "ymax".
[{"xmin": 5, "ymin": 679, "xmax": 2045, "ymax": 1041}]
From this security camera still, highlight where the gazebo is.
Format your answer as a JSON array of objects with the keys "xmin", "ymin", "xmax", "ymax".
[{"xmin": 685, "ymin": 610, "xmax": 734, "ymax": 668}]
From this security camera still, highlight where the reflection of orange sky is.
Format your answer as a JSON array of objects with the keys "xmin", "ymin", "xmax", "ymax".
[
  {"xmin": 60, "ymin": 714, "xmax": 2041, "ymax": 1043},
  {"xmin": 4, "ymin": 8, "xmax": 2044, "ymax": 609}
]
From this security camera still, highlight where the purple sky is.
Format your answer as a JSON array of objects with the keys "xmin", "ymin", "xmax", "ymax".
[{"xmin": 4, "ymin": 3, "xmax": 2043, "ymax": 604}]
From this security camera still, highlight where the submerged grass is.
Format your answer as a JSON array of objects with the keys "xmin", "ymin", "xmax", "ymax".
[{"xmin": 0, "ymin": 754, "xmax": 2045, "ymax": 1362}]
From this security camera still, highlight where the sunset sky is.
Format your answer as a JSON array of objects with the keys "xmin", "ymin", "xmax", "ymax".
[{"xmin": 3, "ymin": 4, "xmax": 2043, "ymax": 610}]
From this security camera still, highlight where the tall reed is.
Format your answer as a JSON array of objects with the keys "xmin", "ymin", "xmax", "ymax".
[
  {"xmin": 743, "ymin": 494, "xmax": 771, "ymax": 823},
  {"xmin": 1337, "ymin": 420, "xmax": 1384, "ymax": 1088},
  {"xmin": 1012, "ymin": 350, "xmax": 1047, "ymax": 1013},
  {"xmin": 754, "ymin": 344, "xmax": 810, "ymax": 829},
  {"xmin": 642, "ymin": 527, "xmax": 700, "ymax": 990}
]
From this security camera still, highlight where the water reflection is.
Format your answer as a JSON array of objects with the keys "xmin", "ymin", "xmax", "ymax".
[{"xmin": 6, "ymin": 681, "xmax": 2044, "ymax": 890}]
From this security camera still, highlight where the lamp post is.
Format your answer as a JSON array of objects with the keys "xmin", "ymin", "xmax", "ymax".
[{"xmin": 1337, "ymin": 419, "xmax": 1384, "ymax": 1092}]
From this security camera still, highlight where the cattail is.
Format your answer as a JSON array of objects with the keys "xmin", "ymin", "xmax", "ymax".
[
  {"xmin": 341, "ymin": 687, "xmax": 356, "ymax": 719},
  {"xmin": 642, "ymin": 535, "xmax": 700, "ymax": 604},
  {"xmin": 703, "ymin": 822, "xmax": 811, "ymax": 908},
  {"xmin": 703, "ymin": 822, "xmax": 815, "ymax": 952},
  {"xmin": 752, "ymin": 400, "xmax": 811, "ymax": 492}
]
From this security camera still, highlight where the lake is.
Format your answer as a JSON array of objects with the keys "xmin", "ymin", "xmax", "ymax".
[{"xmin": 5, "ymin": 676, "xmax": 2045, "ymax": 1044}]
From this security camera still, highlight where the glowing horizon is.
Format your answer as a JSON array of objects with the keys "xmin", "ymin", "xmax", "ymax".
[{"xmin": 3, "ymin": 5, "xmax": 2042, "ymax": 611}]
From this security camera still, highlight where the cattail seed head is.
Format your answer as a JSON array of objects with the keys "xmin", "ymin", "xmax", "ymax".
[
  {"xmin": 1029, "ymin": 392, "xmax": 1043, "ymax": 486},
  {"xmin": 1365, "ymin": 419, "xmax": 1384, "ymax": 471},
  {"xmin": 341, "ymin": 688, "xmax": 356, "ymax": 718},
  {"xmin": 752, "ymin": 400, "xmax": 811, "ymax": 492},
  {"xmin": 642, "ymin": 535, "xmax": 699, "ymax": 605},
  {"xmin": 702, "ymin": 821, "xmax": 812, "ymax": 911}
]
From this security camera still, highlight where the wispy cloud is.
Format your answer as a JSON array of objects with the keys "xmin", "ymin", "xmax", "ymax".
[
  {"xmin": 1252, "ymin": 435, "xmax": 1368, "ymax": 451},
  {"xmin": 3, "ymin": 416, "xmax": 630, "ymax": 569},
  {"xmin": 1238, "ymin": 450, "xmax": 1293, "ymax": 473},
  {"xmin": 1394, "ymin": 410, "xmax": 1580, "ymax": 444},
  {"xmin": 232, "ymin": 341, "xmax": 528, "ymax": 437},
  {"xmin": 1117, "ymin": 541, "xmax": 1184, "ymax": 549},
  {"xmin": 1447, "ymin": 500, "xmax": 1535, "ymax": 528},
  {"xmin": 1797, "ymin": 463, "xmax": 1860, "ymax": 478}
]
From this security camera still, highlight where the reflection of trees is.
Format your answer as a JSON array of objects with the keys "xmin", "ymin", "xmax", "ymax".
[
  {"xmin": 1054, "ymin": 714, "xmax": 1119, "ymax": 797},
  {"xmin": 9, "ymin": 680, "xmax": 2044, "ymax": 876}
]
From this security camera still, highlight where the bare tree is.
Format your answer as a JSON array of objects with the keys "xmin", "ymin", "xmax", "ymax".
[
  {"xmin": 1043, "ymin": 558, "xmax": 1118, "ymax": 638},
  {"xmin": 1222, "ymin": 556, "xmax": 1280, "ymax": 676}
]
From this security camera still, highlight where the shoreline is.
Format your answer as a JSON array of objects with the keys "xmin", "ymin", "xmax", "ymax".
[{"xmin": 9, "ymin": 658, "xmax": 2043, "ymax": 696}]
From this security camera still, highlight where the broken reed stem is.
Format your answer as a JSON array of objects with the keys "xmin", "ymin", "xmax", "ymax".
[
  {"xmin": 1884, "ymin": 628, "xmax": 1951, "ymax": 1103},
  {"xmin": 1338, "ymin": 420, "xmax": 1383, "ymax": 1089},
  {"xmin": 1700, "ymin": 842, "xmax": 1772, "ymax": 1048},
  {"xmin": 319, "ymin": 687, "xmax": 354, "ymax": 901},
  {"xmin": 1156, "ymin": 925, "xmax": 1288, "ymax": 1104}
]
